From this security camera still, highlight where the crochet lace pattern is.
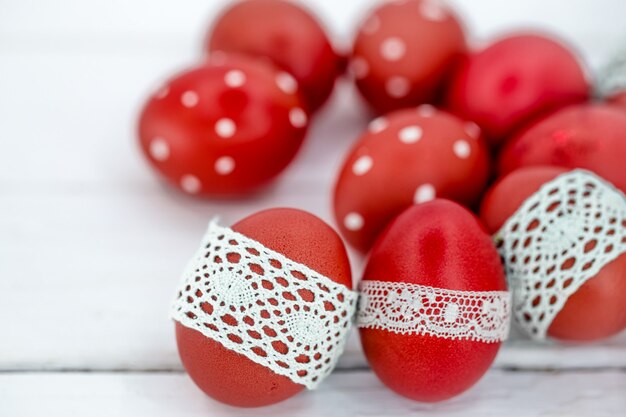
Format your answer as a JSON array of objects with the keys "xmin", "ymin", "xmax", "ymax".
[
  {"xmin": 356, "ymin": 280, "xmax": 511, "ymax": 343},
  {"xmin": 171, "ymin": 221, "xmax": 358, "ymax": 389},
  {"xmin": 495, "ymin": 170, "xmax": 626, "ymax": 339}
]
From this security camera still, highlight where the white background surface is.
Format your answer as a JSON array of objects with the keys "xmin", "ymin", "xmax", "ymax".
[{"xmin": 1, "ymin": 0, "xmax": 626, "ymax": 415}]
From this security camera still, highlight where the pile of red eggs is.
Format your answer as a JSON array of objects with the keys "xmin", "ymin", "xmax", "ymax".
[
  {"xmin": 138, "ymin": 0, "xmax": 626, "ymax": 408},
  {"xmin": 138, "ymin": 0, "xmax": 626, "ymax": 230}
]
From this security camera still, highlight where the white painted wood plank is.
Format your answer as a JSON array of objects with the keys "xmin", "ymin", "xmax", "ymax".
[
  {"xmin": 1, "ymin": 370, "xmax": 624, "ymax": 416},
  {"xmin": 2, "ymin": 1, "xmax": 625, "ymax": 62}
]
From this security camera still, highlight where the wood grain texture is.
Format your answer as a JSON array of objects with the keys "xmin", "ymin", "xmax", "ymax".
[{"xmin": 1, "ymin": 370, "xmax": 625, "ymax": 416}]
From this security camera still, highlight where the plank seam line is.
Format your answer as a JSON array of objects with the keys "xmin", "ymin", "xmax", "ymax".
[{"xmin": 1, "ymin": 367, "xmax": 625, "ymax": 374}]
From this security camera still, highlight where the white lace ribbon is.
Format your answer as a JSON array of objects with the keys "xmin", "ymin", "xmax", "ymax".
[
  {"xmin": 495, "ymin": 170, "xmax": 626, "ymax": 339},
  {"xmin": 171, "ymin": 220, "xmax": 358, "ymax": 389},
  {"xmin": 356, "ymin": 280, "xmax": 511, "ymax": 343},
  {"xmin": 598, "ymin": 45, "xmax": 626, "ymax": 97}
]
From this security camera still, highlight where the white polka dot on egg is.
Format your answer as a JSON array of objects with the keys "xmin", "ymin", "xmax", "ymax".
[
  {"xmin": 380, "ymin": 37, "xmax": 406, "ymax": 62},
  {"xmin": 352, "ymin": 155, "xmax": 373, "ymax": 176},
  {"xmin": 414, "ymin": 183, "xmax": 436, "ymax": 204},
  {"xmin": 369, "ymin": 117, "xmax": 388, "ymax": 134},
  {"xmin": 419, "ymin": 0, "xmax": 448, "ymax": 22},
  {"xmin": 417, "ymin": 104, "xmax": 436, "ymax": 117},
  {"xmin": 350, "ymin": 57, "xmax": 370, "ymax": 79},
  {"xmin": 385, "ymin": 76, "xmax": 410, "ymax": 98},
  {"xmin": 398, "ymin": 126, "xmax": 423, "ymax": 144},
  {"xmin": 180, "ymin": 175, "xmax": 201, "ymax": 194},
  {"xmin": 210, "ymin": 50, "xmax": 227, "ymax": 65},
  {"xmin": 344, "ymin": 212, "xmax": 365, "ymax": 231},
  {"xmin": 155, "ymin": 85, "xmax": 169, "ymax": 99},
  {"xmin": 215, "ymin": 118, "xmax": 236, "ymax": 138},
  {"xmin": 465, "ymin": 122, "xmax": 481, "ymax": 139},
  {"xmin": 224, "ymin": 70, "xmax": 246, "ymax": 88},
  {"xmin": 275, "ymin": 72, "xmax": 298, "ymax": 94},
  {"xmin": 149, "ymin": 137, "xmax": 170, "ymax": 161},
  {"xmin": 362, "ymin": 14, "xmax": 381, "ymax": 35},
  {"xmin": 214, "ymin": 156, "xmax": 236, "ymax": 175},
  {"xmin": 289, "ymin": 108, "xmax": 308, "ymax": 128},
  {"xmin": 181, "ymin": 91, "xmax": 199, "ymax": 108},
  {"xmin": 453, "ymin": 139, "xmax": 471, "ymax": 159}
]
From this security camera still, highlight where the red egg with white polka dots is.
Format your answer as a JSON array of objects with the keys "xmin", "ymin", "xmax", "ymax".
[
  {"xmin": 333, "ymin": 105, "xmax": 490, "ymax": 253},
  {"xmin": 206, "ymin": 0, "xmax": 342, "ymax": 114},
  {"xmin": 350, "ymin": 0, "xmax": 466, "ymax": 114},
  {"xmin": 138, "ymin": 54, "xmax": 309, "ymax": 196},
  {"xmin": 446, "ymin": 33, "xmax": 590, "ymax": 147}
]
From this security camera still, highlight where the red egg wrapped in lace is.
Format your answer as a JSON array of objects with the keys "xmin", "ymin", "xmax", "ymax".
[
  {"xmin": 480, "ymin": 167, "xmax": 626, "ymax": 341},
  {"xmin": 357, "ymin": 200, "xmax": 510, "ymax": 402},
  {"xmin": 173, "ymin": 208, "xmax": 356, "ymax": 407}
]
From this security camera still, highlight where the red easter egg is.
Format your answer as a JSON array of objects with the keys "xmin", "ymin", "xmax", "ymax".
[
  {"xmin": 207, "ymin": 0, "xmax": 342, "ymax": 113},
  {"xmin": 175, "ymin": 208, "xmax": 352, "ymax": 407},
  {"xmin": 446, "ymin": 33, "xmax": 589, "ymax": 146},
  {"xmin": 350, "ymin": 0, "xmax": 466, "ymax": 114},
  {"xmin": 334, "ymin": 106, "xmax": 490, "ymax": 253},
  {"xmin": 480, "ymin": 167, "xmax": 626, "ymax": 341},
  {"xmin": 498, "ymin": 104, "xmax": 626, "ymax": 193},
  {"xmin": 360, "ymin": 200, "xmax": 507, "ymax": 402},
  {"xmin": 138, "ymin": 55, "xmax": 308, "ymax": 197},
  {"xmin": 608, "ymin": 91, "xmax": 626, "ymax": 112}
]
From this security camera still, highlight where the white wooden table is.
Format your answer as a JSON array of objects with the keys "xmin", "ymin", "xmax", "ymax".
[{"xmin": 1, "ymin": 1, "xmax": 626, "ymax": 415}]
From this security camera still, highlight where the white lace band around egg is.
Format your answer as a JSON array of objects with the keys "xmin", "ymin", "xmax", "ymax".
[
  {"xmin": 356, "ymin": 281, "xmax": 511, "ymax": 343},
  {"xmin": 495, "ymin": 170, "xmax": 626, "ymax": 340},
  {"xmin": 170, "ymin": 220, "xmax": 358, "ymax": 389},
  {"xmin": 598, "ymin": 47, "xmax": 626, "ymax": 97}
]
